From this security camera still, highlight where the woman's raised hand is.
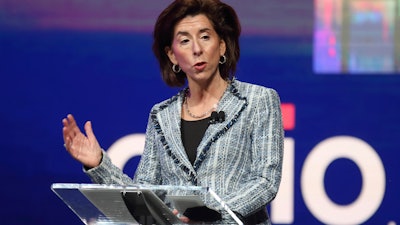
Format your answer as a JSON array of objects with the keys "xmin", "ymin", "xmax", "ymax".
[{"xmin": 62, "ymin": 114, "xmax": 103, "ymax": 168}]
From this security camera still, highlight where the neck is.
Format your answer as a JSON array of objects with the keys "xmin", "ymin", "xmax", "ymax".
[
  {"xmin": 187, "ymin": 77, "xmax": 228, "ymax": 103},
  {"xmin": 183, "ymin": 78, "xmax": 228, "ymax": 120}
]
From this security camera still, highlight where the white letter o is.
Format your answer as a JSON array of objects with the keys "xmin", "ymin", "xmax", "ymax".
[
  {"xmin": 301, "ymin": 136, "xmax": 386, "ymax": 224},
  {"xmin": 107, "ymin": 134, "xmax": 146, "ymax": 171}
]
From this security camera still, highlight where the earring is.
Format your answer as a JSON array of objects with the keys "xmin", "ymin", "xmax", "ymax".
[
  {"xmin": 172, "ymin": 64, "xmax": 181, "ymax": 73},
  {"xmin": 219, "ymin": 55, "xmax": 227, "ymax": 64}
]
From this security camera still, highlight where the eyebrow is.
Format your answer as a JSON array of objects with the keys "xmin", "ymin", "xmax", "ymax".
[{"xmin": 175, "ymin": 28, "xmax": 212, "ymax": 37}]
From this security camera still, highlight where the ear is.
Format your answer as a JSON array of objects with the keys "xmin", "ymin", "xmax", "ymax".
[
  {"xmin": 219, "ymin": 39, "xmax": 226, "ymax": 56},
  {"xmin": 165, "ymin": 46, "xmax": 178, "ymax": 65}
]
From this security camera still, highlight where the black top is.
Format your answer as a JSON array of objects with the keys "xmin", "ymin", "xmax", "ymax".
[{"xmin": 181, "ymin": 117, "xmax": 210, "ymax": 165}]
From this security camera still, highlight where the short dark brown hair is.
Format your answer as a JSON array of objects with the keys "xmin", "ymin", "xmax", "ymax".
[{"xmin": 152, "ymin": 0, "xmax": 241, "ymax": 87}]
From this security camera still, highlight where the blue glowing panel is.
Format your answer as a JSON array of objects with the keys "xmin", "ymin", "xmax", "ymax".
[{"xmin": 314, "ymin": 0, "xmax": 399, "ymax": 74}]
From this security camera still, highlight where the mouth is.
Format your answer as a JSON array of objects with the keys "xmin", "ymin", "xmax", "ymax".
[{"xmin": 194, "ymin": 62, "xmax": 207, "ymax": 71}]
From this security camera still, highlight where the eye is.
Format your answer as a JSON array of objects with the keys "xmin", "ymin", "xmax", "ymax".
[
  {"xmin": 201, "ymin": 35, "xmax": 210, "ymax": 40},
  {"xmin": 180, "ymin": 39, "xmax": 190, "ymax": 45}
]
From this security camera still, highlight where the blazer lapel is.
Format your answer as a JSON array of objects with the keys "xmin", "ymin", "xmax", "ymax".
[
  {"xmin": 154, "ymin": 93, "xmax": 197, "ymax": 175},
  {"xmin": 193, "ymin": 84, "xmax": 248, "ymax": 171}
]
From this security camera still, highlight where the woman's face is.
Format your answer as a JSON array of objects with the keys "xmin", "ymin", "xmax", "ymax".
[{"xmin": 166, "ymin": 14, "xmax": 226, "ymax": 83}]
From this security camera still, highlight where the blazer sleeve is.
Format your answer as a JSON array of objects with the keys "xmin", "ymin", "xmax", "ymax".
[
  {"xmin": 84, "ymin": 114, "xmax": 160, "ymax": 185},
  {"xmin": 222, "ymin": 88, "xmax": 284, "ymax": 217},
  {"xmin": 83, "ymin": 150, "xmax": 135, "ymax": 185},
  {"xmin": 133, "ymin": 114, "xmax": 162, "ymax": 185}
]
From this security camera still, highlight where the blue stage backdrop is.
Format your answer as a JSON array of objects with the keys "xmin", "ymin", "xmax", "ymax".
[{"xmin": 1, "ymin": 1, "xmax": 399, "ymax": 224}]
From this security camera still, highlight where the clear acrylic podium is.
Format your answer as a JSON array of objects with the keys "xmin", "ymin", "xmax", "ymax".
[{"xmin": 51, "ymin": 183, "xmax": 243, "ymax": 225}]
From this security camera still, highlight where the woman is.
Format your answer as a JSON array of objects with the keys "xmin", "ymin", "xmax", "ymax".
[{"xmin": 62, "ymin": 0, "xmax": 284, "ymax": 224}]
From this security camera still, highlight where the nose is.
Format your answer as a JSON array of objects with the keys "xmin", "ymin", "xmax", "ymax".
[{"xmin": 192, "ymin": 40, "xmax": 203, "ymax": 56}]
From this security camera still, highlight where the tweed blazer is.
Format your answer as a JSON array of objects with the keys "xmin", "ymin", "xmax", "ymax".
[{"xmin": 86, "ymin": 80, "xmax": 284, "ymax": 224}]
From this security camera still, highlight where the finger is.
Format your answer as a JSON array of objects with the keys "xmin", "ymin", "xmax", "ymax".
[
  {"xmin": 64, "ymin": 114, "xmax": 74, "ymax": 127},
  {"xmin": 62, "ymin": 118, "xmax": 68, "ymax": 143},
  {"xmin": 62, "ymin": 118, "xmax": 73, "ymax": 135},
  {"xmin": 62, "ymin": 122, "xmax": 74, "ymax": 145},
  {"xmin": 67, "ymin": 114, "xmax": 75, "ymax": 123},
  {"xmin": 84, "ymin": 121, "xmax": 97, "ymax": 143},
  {"xmin": 67, "ymin": 114, "xmax": 82, "ymax": 135},
  {"xmin": 62, "ymin": 126, "xmax": 68, "ymax": 144},
  {"xmin": 62, "ymin": 117, "xmax": 69, "ymax": 127},
  {"xmin": 63, "ymin": 137, "xmax": 72, "ymax": 151},
  {"xmin": 179, "ymin": 216, "xmax": 190, "ymax": 223},
  {"xmin": 62, "ymin": 114, "xmax": 83, "ymax": 148},
  {"xmin": 62, "ymin": 119, "xmax": 77, "ymax": 143},
  {"xmin": 63, "ymin": 115, "xmax": 74, "ymax": 133}
]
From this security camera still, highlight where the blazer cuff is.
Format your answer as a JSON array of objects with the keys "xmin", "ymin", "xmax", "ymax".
[{"xmin": 83, "ymin": 150, "xmax": 113, "ymax": 184}]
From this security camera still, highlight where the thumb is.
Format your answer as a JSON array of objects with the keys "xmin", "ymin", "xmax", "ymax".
[{"xmin": 84, "ymin": 121, "xmax": 97, "ymax": 142}]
